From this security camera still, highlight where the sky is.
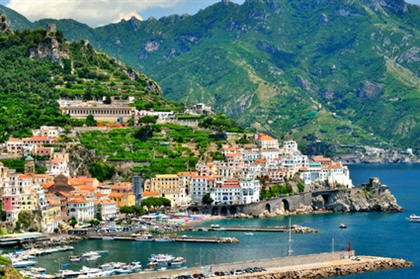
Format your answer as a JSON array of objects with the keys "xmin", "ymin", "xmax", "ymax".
[{"xmin": 0, "ymin": 0, "xmax": 419, "ymax": 28}]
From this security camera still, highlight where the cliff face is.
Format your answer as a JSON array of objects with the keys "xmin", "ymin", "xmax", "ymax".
[
  {"xmin": 28, "ymin": 24, "xmax": 70, "ymax": 68},
  {"xmin": 313, "ymin": 185, "xmax": 403, "ymax": 213}
]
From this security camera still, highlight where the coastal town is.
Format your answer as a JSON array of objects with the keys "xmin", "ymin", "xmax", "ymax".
[{"xmin": 0, "ymin": 99, "xmax": 355, "ymax": 234}]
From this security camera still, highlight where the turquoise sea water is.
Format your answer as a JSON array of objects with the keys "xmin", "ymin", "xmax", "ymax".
[{"xmin": 31, "ymin": 164, "xmax": 420, "ymax": 278}]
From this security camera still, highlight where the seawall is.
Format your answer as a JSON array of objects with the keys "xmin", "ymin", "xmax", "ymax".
[{"xmin": 102, "ymin": 251, "xmax": 413, "ymax": 279}]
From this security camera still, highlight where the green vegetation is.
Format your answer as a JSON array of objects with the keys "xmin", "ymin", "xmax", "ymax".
[
  {"xmin": 141, "ymin": 197, "xmax": 171, "ymax": 209},
  {"xmin": 0, "ymin": 25, "xmax": 162, "ymax": 143},
  {"xmin": 260, "ymin": 184, "xmax": 293, "ymax": 200},
  {"xmin": 3, "ymin": 0, "xmax": 416, "ymax": 154},
  {"xmin": 88, "ymin": 162, "xmax": 116, "ymax": 182},
  {"xmin": 202, "ymin": 193, "xmax": 214, "ymax": 205},
  {"xmin": 119, "ymin": 205, "xmax": 144, "ymax": 216},
  {"xmin": 79, "ymin": 123, "xmax": 234, "ymax": 178}
]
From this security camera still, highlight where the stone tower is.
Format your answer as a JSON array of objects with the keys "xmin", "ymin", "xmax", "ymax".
[{"xmin": 25, "ymin": 156, "xmax": 35, "ymax": 174}]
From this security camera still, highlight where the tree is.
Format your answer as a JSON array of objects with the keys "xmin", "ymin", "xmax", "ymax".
[
  {"xmin": 202, "ymin": 193, "xmax": 214, "ymax": 205},
  {"xmin": 85, "ymin": 114, "xmax": 97, "ymax": 126},
  {"xmin": 103, "ymin": 94, "xmax": 112, "ymax": 105},
  {"xmin": 69, "ymin": 219, "xmax": 77, "ymax": 228},
  {"xmin": 89, "ymin": 219, "xmax": 101, "ymax": 226},
  {"xmin": 138, "ymin": 116, "xmax": 157, "ymax": 125},
  {"xmin": 88, "ymin": 161, "xmax": 115, "ymax": 182}
]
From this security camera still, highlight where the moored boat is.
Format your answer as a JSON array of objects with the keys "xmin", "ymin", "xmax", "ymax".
[
  {"xmin": 12, "ymin": 259, "xmax": 37, "ymax": 268},
  {"xmin": 69, "ymin": 255, "xmax": 81, "ymax": 262},
  {"xmin": 339, "ymin": 224, "xmax": 347, "ymax": 229}
]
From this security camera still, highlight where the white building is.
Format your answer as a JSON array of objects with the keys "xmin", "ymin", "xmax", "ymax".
[
  {"xmin": 239, "ymin": 178, "xmax": 260, "ymax": 204},
  {"xmin": 210, "ymin": 180, "xmax": 241, "ymax": 205},
  {"xmin": 67, "ymin": 198, "xmax": 94, "ymax": 222}
]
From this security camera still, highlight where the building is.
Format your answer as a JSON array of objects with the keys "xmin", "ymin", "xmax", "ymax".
[
  {"xmin": 67, "ymin": 198, "xmax": 94, "ymax": 222},
  {"xmin": 255, "ymin": 133, "xmax": 279, "ymax": 149}
]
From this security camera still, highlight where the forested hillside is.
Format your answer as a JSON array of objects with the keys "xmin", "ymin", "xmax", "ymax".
[
  {"xmin": 0, "ymin": 17, "xmax": 163, "ymax": 142},
  {"xmin": 1, "ymin": 1, "xmax": 419, "ymax": 155}
]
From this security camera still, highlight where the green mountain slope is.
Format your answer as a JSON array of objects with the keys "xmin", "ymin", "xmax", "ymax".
[
  {"xmin": 0, "ymin": 21, "xmax": 163, "ymax": 142},
  {"xmin": 1, "ymin": 0, "xmax": 419, "ymax": 154}
]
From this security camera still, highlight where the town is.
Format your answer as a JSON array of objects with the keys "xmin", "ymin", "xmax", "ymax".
[{"xmin": 0, "ymin": 100, "xmax": 353, "ymax": 234}]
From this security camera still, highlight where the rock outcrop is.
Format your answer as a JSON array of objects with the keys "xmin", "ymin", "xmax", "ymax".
[
  {"xmin": 28, "ymin": 23, "xmax": 71, "ymax": 68},
  {"xmin": 313, "ymin": 180, "xmax": 403, "ymax": 213}
]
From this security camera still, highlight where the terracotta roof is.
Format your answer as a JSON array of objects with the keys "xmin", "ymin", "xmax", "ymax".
[
  {"xmin": 47, "ymin": 199, "xmax": 61, "ymax": 206},
  {"xmin": 109, "ymin": 192, "xmax": 124, "ymax": 198},
  {"xmin": 18, "ymin": 174, "xmax": 32, "ymax": 179},
  {"xmin": 94, "ymin": 193, "xmax": 107, "ymax": 197},
  {"xmin": 142, "ymin": 191, "xmax": 159, "ymax": 197},
  {"xmin": 79, "ymin": 186, "xmax": 95, "ymax": 192},
  {"xmin": 221, "ymin": 184, "xmax": 241, "ymax": 189},
  {"xmin": 258, "ymin": 133, "xmax": 276, "ymax": 141},
  {"xmin": 41, "ymin": 182, "xmax": 54, "ymax": 189},
  {"xmin": 177, "ymin": 172, "xmax": 198, "ymax": 176},
  {"xmin": 8, "ymin": 138, "xmax": 21, "ymax": 142},
  {"xmin": 111, "ymin": 185, "xmax": 131, "ymax": 190},
  {"xmin": 68, "ymin": 198, "xmax": 87, "ymax": 203}
]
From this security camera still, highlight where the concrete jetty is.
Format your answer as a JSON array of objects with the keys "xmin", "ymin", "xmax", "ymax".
[
  {"xmin": 188, "ymin": 224, "xmax": 318, "ymax": 233},
  {"xmin": 87, "ymin": 235, "xmax": 239, "ymax": 243},
  {"xmin": 100, "ymin": 251, "xmax": 413, "ymax": 279}
]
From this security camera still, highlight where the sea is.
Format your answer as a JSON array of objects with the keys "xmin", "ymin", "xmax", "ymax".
[{"xmin": 30, "ymin": 163, "xmax": 420, "ymax": 278}]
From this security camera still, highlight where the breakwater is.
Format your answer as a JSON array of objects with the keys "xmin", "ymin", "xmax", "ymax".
[
  {"xmin": 188, "ymin": 225, "xmax": 317, "ymax": 233},
  {"xmin": 100, "ymin": 251, "xmax": 413, "ymax": 279}
]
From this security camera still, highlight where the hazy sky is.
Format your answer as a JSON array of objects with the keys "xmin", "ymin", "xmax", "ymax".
[{"xmin": 0, "ymin": 0, "xmax": 419, "ymax": 27}]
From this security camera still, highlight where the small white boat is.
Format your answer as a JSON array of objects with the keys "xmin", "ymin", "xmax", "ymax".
[
  {"xmin": 70, "ymin": 255, "xmax": 81, "ymax": 262},
  {"xmin": 407, "ymin": 214, "xmax": 420, "ymax": 223},
  {"xmin": 12, "ymin": 260, "xmax": 37, "ymax": 268},
  {"xmin": 102, "ymin": 236, "xmax": 114, "ymax": 240},
  {"xmin": 244, "ymin": 232, "xmax": 254, "ymax": 236},
  {"xmin": 135, "ymin": 237, "xmax": 154, "ymax": 242},
  {"xmin": 339, "ymin": 224, "xmax": 347, "ymax": 229},
  {"xmin": 169, "ymin": 257, "xmax": 186, "ymax": 267},
  {"xmin": 154, "ymin": 237, "xmax": 173, "ymax": 242},
  {"xmin": 86, "ymin": 255, "xmax": 101, "ymax": 261}
]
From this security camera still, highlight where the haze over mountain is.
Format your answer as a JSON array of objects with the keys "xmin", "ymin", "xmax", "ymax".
[{"xmin": 1, "ymin": 0, "xmax": 419, "ymax": 155}]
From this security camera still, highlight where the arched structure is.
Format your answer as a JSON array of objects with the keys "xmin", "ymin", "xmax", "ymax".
[
  {"xmin": 282, "ymin": 199, "xmax": 290, "ymax": 211},
  {"xmin": 265, "ymin": 203, "xmax": 271, "ymax": 213}
]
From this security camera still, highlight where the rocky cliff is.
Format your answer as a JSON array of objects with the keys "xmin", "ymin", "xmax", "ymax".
[{"xmin": 313, "ymin": 182, "xmax": 403, "ymax": 213}]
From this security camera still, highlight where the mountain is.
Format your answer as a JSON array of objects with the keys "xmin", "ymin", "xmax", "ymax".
[
  {"xmin": 0, "ymin": 18, "xmax": 163, "ymax": 142},
  {"xmin": 1, "ymin": 0, "xmax": 419, "ymax": 155}
]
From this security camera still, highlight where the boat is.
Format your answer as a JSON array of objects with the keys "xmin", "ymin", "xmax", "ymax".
[
  {"xmin": 148, "ymin": 254, "xmax": 175, "ymax": 263},
  {"xmin": 244, "ymin": 232, "xmax": 254, "ymax": 236},
  {"xmin": 135, "ymin": 236, "xmax": 154, "ymax": 242},
  {"xmin": 56, "ymin": 269, "xmax": 81, "ymax": 278},
  {"xmin": 12, "ymin": 260, "xmax": 37, "ymax": 268},
  {"xmin": 69, "ymin": 255, "xmax": 81, "ymax": 262},
  {"xmin": 339, "ymin": 224, "xmax": 347, "ymax": 229},
  {"xmin": 154, "ymin": 237, "xmax": 173, "ymax": 242},
  {"xmin": 86, "ymin": 255, "xmax": 101, "ymax": 261},
  {"xmin": 407, "ymin": 214, "xmax": 420, "ymax": 223},
  {"xmin": 102, "ymin": 236, "xmax": 114, "ymax": 240},
  {"xmin": 169, "ymin": 257, "xmax": 186, "ymax": 267}
]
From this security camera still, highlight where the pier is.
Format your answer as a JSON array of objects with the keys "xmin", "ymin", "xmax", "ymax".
[
  {"xmin": 86, "ymin": 235, "xmax": 239, "ymax": 243},
  {"xmin": 187, "ymin": 224, "xmax": 318, "ymax": 233}
]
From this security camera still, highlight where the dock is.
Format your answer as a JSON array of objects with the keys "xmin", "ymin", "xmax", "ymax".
[
  {"xmin": 87, "ymin": 235, "xmax": 239, "ymax": 243},
  {"xmin": 187, "ymin": 225, "xmax": 318, "ymax": 233}
]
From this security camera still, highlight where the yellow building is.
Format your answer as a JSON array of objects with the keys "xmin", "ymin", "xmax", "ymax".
[
  {"xmin": 109, "ymin": 192, "xmax": 135, "ymax": 208},
  {"xmin": 150, "ymin": 174, "xmax": 188, "ymax": 207}
]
